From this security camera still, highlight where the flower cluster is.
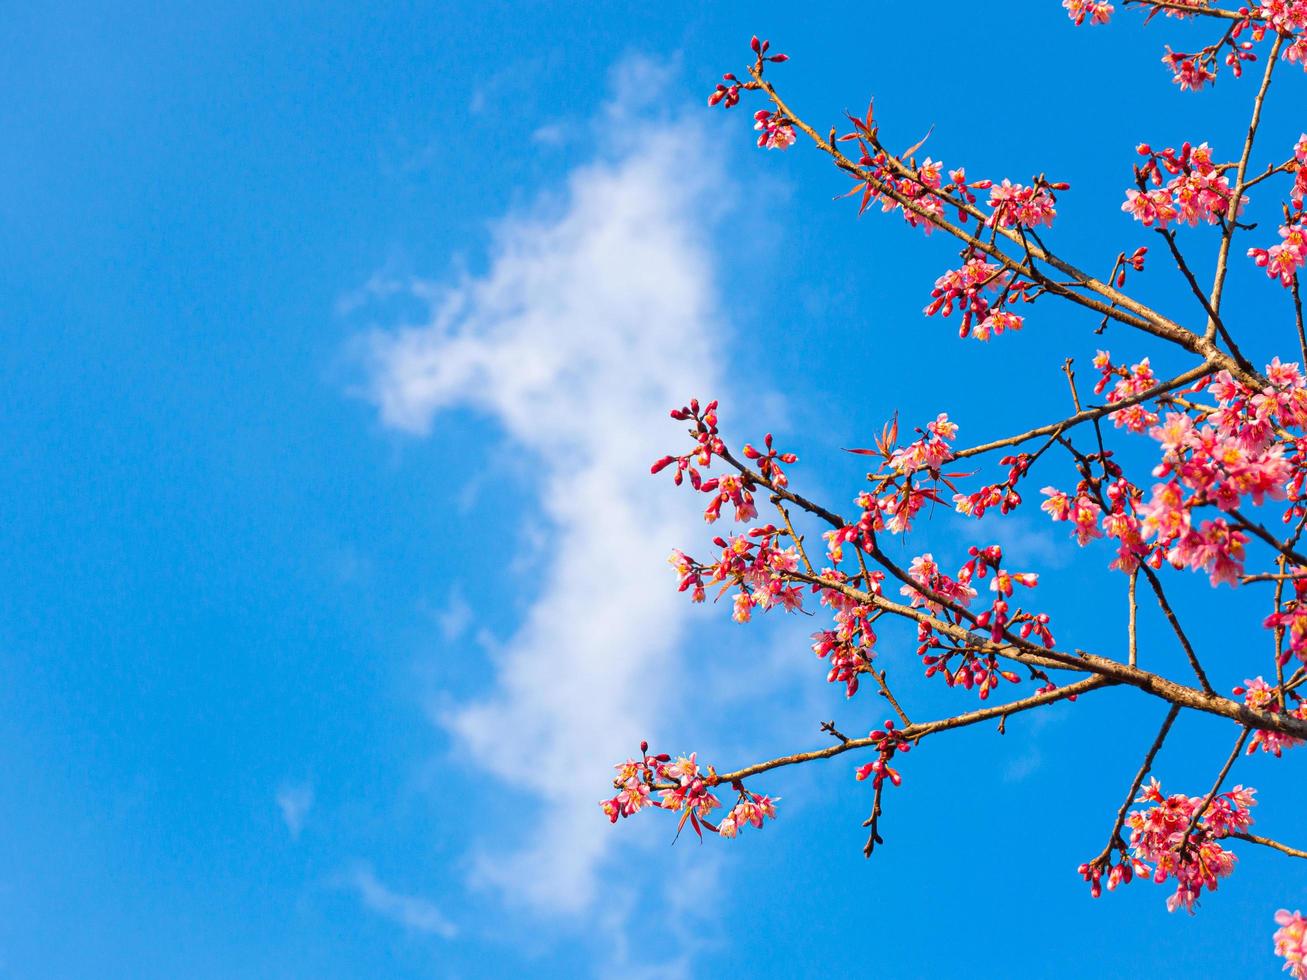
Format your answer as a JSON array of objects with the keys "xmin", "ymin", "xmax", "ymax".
[
  {"xmin": 667, "ymin": 526, "xmax": 804, "ymax": 622},
  {"xmin": 1161, "ymin": 46, "xmax": 1219, "ymax": 91},
  {"xmin": 652, "ymin": 399, "xmax": 765, "ymax": 524},
  {"xmin": 1264, "ymin": 575, "xmax": 1307, "ymax": 663},
  {"xmin": 652, "ymin": 398, "xmax": 725, "ymax": 486},
  {"xmin": 810, "ymin": 571, "xmax": 883, "ymax": 697},
  {"xmin": 1039, "ymin": 358, "xmax": 1307, "ymax": 585},
  {"xmin": 707, "ymin": 36, "xmax": 788, "ymax": 110},
  {"xmin": 831, "ymin": 100, "xmax": 1070, "ymax": 241},
  {"xmin": 1233, "ymin": 677, "xmax": 1307, "ymax": 756},
  {"xmin": 854, "ymin": 718, "xmax": 910, "ymax": 789},
  {"xmin": 1249, "ymin": 217, "xmax": 1307, "ymax": 287},
  {"xmin": 1066, "ymin": 1, "xmax": 1286, "ymax": 86},
  {"xmin": 906, "ymin": 545, "xmax": 1053, "ymax": 697},
  {"xmin": 1041, "ymin": 485, "xmax": 1106, "ymax": 546},
  {"xmin": 1123, "ymin": 142, "xmax": 1245, "ymax": 228},
  {"xmin": 1062, "ymin": 0, "xmax": 1113, "ymax": 26},
  {"xmin": 717, "ymin": 789, "xmax": 780, "ymax": 838},
  {"xmin": 753, "ymin": 109, "xmax": 796, "ymax": 150},
  {"xmin": 889, "ymin": 413, "xmax": 957, "ymax": 475},
  {"xmin": 900, "ymin": 552, "xmax": 978, "ymax": 612},
  {"xmin": 1125, "ymin": 778, "xmax": 1256, "ymax": 914},
  {"xmin": 1248, "ymin": 134, "xmax": 1307, "ymax": 285},
  {"xmin": 987, "ymin": 178, "xmax": 1061, "ymax": 229},
  {"xmin": 923, "ymin": 256, "xmax": 1032, "ymax": 341},
  {"xmin": 1095, "ymin": 349, "xmax": 1161, "ymax": 433},
  {"xmin": 741, "ymin": 432, "xmax": 798, "ymax": 487},
  {"xmin": 601, "ymin": 743, "xmax": 779, "ymax": 842},
  {"xmin": 1276, "ymin": 909, "xmax": 1307, "ymax": 980},
  {"xmin": 1261, "ymin": 1, "xmax": 1307, "ymax": 39}
]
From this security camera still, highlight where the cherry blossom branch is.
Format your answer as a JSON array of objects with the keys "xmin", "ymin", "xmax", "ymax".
[
  {"xmin": 747, "ymin": 72, "xmax": 1216, "ymax": 356},
  {"xmin": 1122, "ymin": 0, "xmax": 1258, "ymax": 21},
  {"xmin": 1230, "ymin": 831, "xmax": 1307, "ymax": 860},
  {"xmin": 713, "ymin": 441, "xmax": 1307, "ymax": 738},
  {"xmin": 701, "ymin": 675, "xmax": 1112, "ymax": 785},
  {"xmin": 745, "ymin": 67, "xmax": 1264, "ymax": 388},
  {"xmin": 781, "ymin": 564, "xmax": 1307, "ymax": 738},
  {"xmin": 952, "ymin": 361, "xmax": 1217, "ymax": 460}
]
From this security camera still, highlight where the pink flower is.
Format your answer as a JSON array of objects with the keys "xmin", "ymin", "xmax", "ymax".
[
  {"xmin": 889, "ymin": 415, "xmax": 956, "ymax": 474},
  {"xmin": 1250, "ymin": 222, "xmax": 1307, "ymax": 287},
  {"xmin": 988, "ymin": 179, "xmax": 1057, "ymax": 228},
  {"xmin": 1162, "ymin": 48, "xmax": 1216, "ymax": 91},
  {"xmin": 1260, "ymin": 0, "xmax": 1307, "ymax": 34},
  {"xmin": 1126, "ymin": 778, "xmax": 1255, "ymax": 913},
  {"xmin": 1063, "ymin": 0, "xmax": 1113, "ymax": 24},
  {"xmin": 753, "ymin": 110, "xmax": 796, "ymax": 150},
  {"xmin": 1233, "ymin": 677, "xmax": 1307, "ymax": 756},
  {"xmin": 718, "ymin": 793, "xmax": 779, "ymax": 839},
  {"xmin": 899, "ymin": 553, "xmax": 977, "ymax": 610},
  {"xmin": 974, "ymin": 309, "xmax": 1024, "ymax": 341},
  {"xmin": 1167, "ymin": 518, "xmax": 1247, "ymax": 586},
  {"xmin": 1122, "ymin": 188, "xmax": 1179, "ymax": 228},
  {"xmin": 1042, "ymin": 486, "xmax": 1104, "ymax": 545},
  {"xmin": 1275, "ymin": 909, "xmax": 1307, "ymax": 979}
]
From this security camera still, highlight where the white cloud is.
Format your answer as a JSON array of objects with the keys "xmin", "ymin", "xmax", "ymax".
[
  {"xmin": 342, "ymin": 864, "xmax": 457, "ymax": 940},
  {"xmin": 276, "ymin": 781, "xmax": 314, "ymax": 840},
  {"xmin": 359, "ymin": 65, "xmax": 741, "ymax": 914},
  {"xmin": 422, "ymin": 585, "xmax": 471, "ymax": 641}
]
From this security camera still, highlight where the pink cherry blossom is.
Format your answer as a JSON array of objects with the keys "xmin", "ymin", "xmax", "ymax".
[
  {"xmin": 1063, "ymin": 0, "xmax": 1113, "ymax": 25},
  {"xmin": 1276, "ymin": 909, "xmax": 1307, "ymax": 979}
]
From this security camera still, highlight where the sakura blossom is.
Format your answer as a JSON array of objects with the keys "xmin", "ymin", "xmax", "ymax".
[
  {"xmin": 1276, "ymin": 909, "xmax": 1307, "ymax": 979},
  {"xmin": 614, "ymin": 18, "xmax": 1307, "ymax": 974}
]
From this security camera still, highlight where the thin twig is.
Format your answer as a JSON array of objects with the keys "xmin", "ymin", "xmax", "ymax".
[
  {"xmin": 1178, "ymin": 727, "xmax": 1251, "ymax": 856},
  {"xmin": 1086, "ymin": 703, "xmax": 1182, "ymax": 868},
  {"xmin": 1140, "ymin": 565, "xmax": 1215, "ymax": 695}
]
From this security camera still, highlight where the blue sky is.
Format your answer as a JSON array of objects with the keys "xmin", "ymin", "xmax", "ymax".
[{"xmin": 3, "ymin": 2, "xmax": 1306, "ymax": 977}]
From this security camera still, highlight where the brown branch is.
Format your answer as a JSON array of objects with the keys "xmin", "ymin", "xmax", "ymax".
[
  {"xmin": 1128, "ymin": 569, "xmax": 1140, "ymax": 668},
  {"xmin": 1292, "ymin": 273, "xmax": 1306, "ymax": 367},
  {"xmin": 1204, "ymin": 32, "xmax": 1283, "ymax": 349},
  {"xmin": 1230, "ymin": 831, "xmax": 1307, "ymax": 860},
  {"xmin": 704, "ymin": 676, "xmax": 1111, "ymax": 785},
  {"xmin": 746, "ymin": 67, "xmax": 1238, "ymax": 365},
  {"xmin": 774, "ymin": 498, "xmax": 816, "ymax": 575},
  {"xmin": 1231, "ymin": 510, "xmax": 1307, "ymax": 567},
  {"xmin": 1123, "ymin": 0, "xmax": 1259, "ymax": 20},
  {"xmin": 1086, "ymin": 703, "xmax": 1182, "ymax": 868},
  {"xmin": 1139, "ymin": 564, "xmax": 1215, "ymax": 694},
  {"xmin": 777, "ymin": 562, "xmax": 1307, "ymax": 739},
  {"xmin": 869, "ymin": 666, "xmax": 912, "ymax": 726},
  {"xmin": 1156, "ymin": 227, "xmax": 1224, "ymax": 332},
  {"xmin": 1179, "ymin": 727, "xmax": 1251, "ymax": 856},
  {"xmin": 862, "ymin": 779, "xmax": 887, "ymax": 858},
  {"xmin": 952, "ymin": 362, "xmax": 1216, "ymax": 460}
]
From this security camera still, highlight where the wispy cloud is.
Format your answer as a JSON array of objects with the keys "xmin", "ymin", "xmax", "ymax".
[
  {"xmin": 358, "ymin": 60, "xmax": 743, "ymax": 915},
  {"xmin": 341, "ymin": 864, "xmax": 457, "ymax": 940},
  {"xmin": 276, "ymin": 781, "xmax": 314, "ymax": 840},
  {"xmin": 420, "ymin": 585, "xmax": 471, "ymax": 641}
]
